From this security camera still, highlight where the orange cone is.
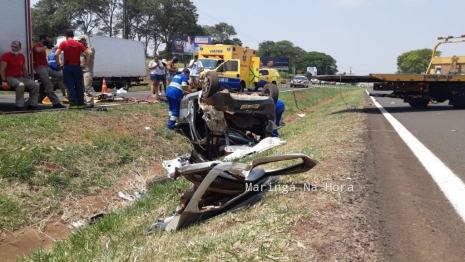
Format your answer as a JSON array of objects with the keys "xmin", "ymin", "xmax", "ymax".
[
  {"xmin": 102, "ymin": 77, "xmax": 109, "ymax": 93},
  {"xmin": 42, "ymin": 96, "xmax": 52, "ymax": 104},
  {"xmin": 429, "ymin": 99, "xmax": 433, "ymax": 104}
]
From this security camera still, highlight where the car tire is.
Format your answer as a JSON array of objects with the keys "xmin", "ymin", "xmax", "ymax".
[
  {"xmin": 202, "ymin": 71, "xmax": 219, "ymax": 98},
  {"xmin": 262, "ymin": 83, "xmax": 279, "ymax": 104}
]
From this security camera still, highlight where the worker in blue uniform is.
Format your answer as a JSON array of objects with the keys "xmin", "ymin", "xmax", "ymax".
[
  {"xmin": 272, "ymin": 99, "xmax": 285, "ymax": 137},
  {"xmin": 165, "ymin": 68, "xmax": 192, "ymax": 129}
]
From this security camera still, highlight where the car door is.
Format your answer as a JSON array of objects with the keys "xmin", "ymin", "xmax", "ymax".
[
  {"xmin": 216, "ymin": 60, "xmax": 241, "ymax": 90},
  {"xmin": 258, "ymin": 69, "xmax": 269, "ymax": 88}
]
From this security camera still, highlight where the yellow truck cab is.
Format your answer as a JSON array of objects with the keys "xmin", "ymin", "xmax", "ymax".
[
  {"xmin": 197, "ymin": 44, "xmax": 259, "ymax": 91},
  {"xmin": 256, "ymin": 68, "xmax": 280, "ymax": 91}
]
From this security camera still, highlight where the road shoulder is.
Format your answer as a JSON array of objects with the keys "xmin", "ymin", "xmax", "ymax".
[{"xmin": 364, "ymin": 97, "xmax": 465, "ymax": 261}]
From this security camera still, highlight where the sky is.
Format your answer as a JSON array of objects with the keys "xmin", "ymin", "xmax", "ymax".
[{"xmin": 30, "ymin": 0, "xmax": 465, "ymax": 75}]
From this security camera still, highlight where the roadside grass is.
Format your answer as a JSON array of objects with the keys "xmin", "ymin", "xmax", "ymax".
[
  {"xmin": 13, "ymin": 87, "xmax": 372, "ymax": 261},
  {"xmin": 0, "ymin": 104, "xmax": 190, "ymax": 232}
]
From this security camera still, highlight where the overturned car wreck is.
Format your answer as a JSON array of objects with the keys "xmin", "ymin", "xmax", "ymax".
[
  {"xmin": 149, "ymin": 153, "xmax": 318, "ymax": 232},
  {"xmin": 177, "ymin": 71, "xmax": 280, "ymax": 162},
  {"xmin": 148, "ymin": 72, "xmax": 317, "ymax": 233}
]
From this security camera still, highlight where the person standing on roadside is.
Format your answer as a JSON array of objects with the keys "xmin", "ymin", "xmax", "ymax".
[
  {"xmin": 148, "ymin": 55, "xmax": 164, "ymax": 102},
  {"xmin": 188, "ymin": 54, "xmax": 203, "ymax": 90},
  {"xmin": 76, "ymin": 35, "xmax": 95, "ymax": 108},
  {"xmin": 54, "ymin": 29, "xmax": 91, "ymax": 109},
  {"xmin": 166, "ymin": 57, "xmax": 179, "ymax": 85},
  {"xmin": 0, "ymin": 41, "xmax": 39, "ymax": 111},
  {"xmin": 32, "ymin": 34, "xmax": 66, "ymax": 108},
  {"xmin": 166, "ymin": 68, "xmax": 192, "ymax": 130},
  {"xmin": 160, "ymin": 58, "xmax": 168, "ymax": 95}
]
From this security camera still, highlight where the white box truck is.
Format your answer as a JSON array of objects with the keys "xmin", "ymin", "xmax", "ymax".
[{"xmin": 57, "ymin": 35, "xmax": 147, "ymax": 91}]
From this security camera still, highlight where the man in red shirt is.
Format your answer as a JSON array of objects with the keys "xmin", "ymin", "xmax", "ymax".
[
  {"xmin": 33, "ymin": 34, "xmax": 65, "ymax": 108},
  {"xmin": 0, "ymin": 41, "xmax": 39, "ymax": 111},
  {"xmin": 55, "ymin": 29, "xmax": 91, "ymax": 109}
]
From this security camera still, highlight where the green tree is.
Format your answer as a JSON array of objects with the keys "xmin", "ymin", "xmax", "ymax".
[
  {"xmin": 257, "ymin": 40, "xmax": 306, "ymax": 73},
  {"xmin": 149, "ymin": 0, "xmax": 199, "ymax": 58},
  {"xmin": 299, "ymin": 52, "xmax": 338, "ymax": 75},
  {"xmin": 93, "ymin": 0, "xmax": 121, "ymax": 37},
  {"xmin": 69, "ymin": 0, "xmax": 101, "ymax": 34},
  {"xmin": 396, "ymin": 48, "xmax": 440, "ymax": 74},
  {"xmin": 203, "ymin": 22, "xmax": 242, "ymax": 46},
  {"xmin": 31, "ymin": 0, "xmax": 116, "ymax": 39},
  {"xmin": 31, "ymin": 0, "xmax": 75, "ymax": 41},
  {"xmin": 257, "ymin": 41, "xmax": 275, "ymax": 57}
]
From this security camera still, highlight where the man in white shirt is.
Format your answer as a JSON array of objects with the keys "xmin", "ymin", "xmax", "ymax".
[
  {"xmin": 148, "ymin": 55, "xmax": 164, "ymax": 102},
  {"xmin": 188, "ymin": 54, "xmax": 203, "ymax": 89}
]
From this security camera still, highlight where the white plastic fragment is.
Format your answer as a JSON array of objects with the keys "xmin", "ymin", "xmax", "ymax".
[{"xmin": 118, "ymin": 191, "xmax": 136, "ymax": 201}]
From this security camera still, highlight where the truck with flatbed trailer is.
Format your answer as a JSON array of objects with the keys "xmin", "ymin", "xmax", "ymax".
[{"xmin": 316, "ymin": 35, "xmax": 465, "ymax": 108}]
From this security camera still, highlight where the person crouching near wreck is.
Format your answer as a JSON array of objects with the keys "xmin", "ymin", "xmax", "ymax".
[{"xmin": 166, "ymin": 68, "xmax": 192, "ymax": 130}]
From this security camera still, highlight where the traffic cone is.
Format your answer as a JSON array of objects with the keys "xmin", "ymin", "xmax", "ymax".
[
  {"xmin": 102, "ymin": 77, "xmax": 109, "ymax": 93},
  {"xmin": 429, "ymin": 99, "xmax": 433, "ymax": 104},
  {"xmin": 42, "ymin": 96, "xmax": 52, "ymax": 104}
]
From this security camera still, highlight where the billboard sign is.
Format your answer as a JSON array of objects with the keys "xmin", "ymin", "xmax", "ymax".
[
  {"xmin": 307, "ymin": 67, "xmax": 317, "ymax": 76},
  {"xmin": 171, "ymin": 35, "xmax": 212, "ymax": 54},
  {"xmin": 260, "ymin": 57, "xmax": 289, "ymax": 70}
]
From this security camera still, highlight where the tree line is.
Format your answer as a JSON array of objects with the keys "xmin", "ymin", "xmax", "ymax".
[
  {"xmin": 31, "ymin": 0, "xmax": 242, "ymax": 57},
  {"xmin": 258, "ymin": 40, "xmax": 338, "ymax": 75},
  {"xmin": 31, "ymin": 0, "xmax": 339, "ymax": 75}
]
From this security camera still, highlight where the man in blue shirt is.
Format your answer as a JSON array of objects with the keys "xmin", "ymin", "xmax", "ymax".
[
  {"xmin": 166, "ymin": 68, "xmax": 192, "ymax": 129},
  {"xmin": 272, "ymin": 99, "xmax": 285, "ymax": 137},
  {"xmin": 46, "ymin": 47, "xmax": 66, "ymax": 97}
]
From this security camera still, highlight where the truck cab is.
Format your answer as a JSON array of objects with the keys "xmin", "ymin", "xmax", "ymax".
[
  {"xmin": 197, "ymin": 44, "xmax": 259, "ymax": 92},
  {"xmin": 256, "ymin": 68, "xmax": 280, "ymax": 91}
]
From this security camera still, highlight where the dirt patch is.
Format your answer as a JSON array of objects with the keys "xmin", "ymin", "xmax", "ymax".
[
  {"xmin": 0, "ymin": 169, "xmax": 168, "ymax": 262},
  {"xmin": 0, "ymin": 223, "xmax": 68, "ymax": 262}
]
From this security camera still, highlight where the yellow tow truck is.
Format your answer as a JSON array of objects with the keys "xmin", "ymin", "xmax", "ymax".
[{"xmin": 317, "ymin": 35, "xmax": 465, "ymax": 108}]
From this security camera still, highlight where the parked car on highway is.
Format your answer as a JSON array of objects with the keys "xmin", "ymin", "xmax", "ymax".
[{"xmin": 290, "ymin": 75, "xmax": 309, "ymax": 88}]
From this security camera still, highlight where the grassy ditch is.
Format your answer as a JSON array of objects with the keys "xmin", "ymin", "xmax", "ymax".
[
  {"xmin": 0, "ymin": 104, "xmax": 190, "ymax": 232},
  {"xmin": 2, "ymin": 87, "xmax": 375, "ymax": 261}
]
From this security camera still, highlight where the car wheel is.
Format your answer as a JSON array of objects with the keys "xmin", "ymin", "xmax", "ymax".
[
  {"xmin": 262, "ymin": 83, "xmax": 279, "ymax": 104},
  {"xmin": 202, "ymin": 71, "xmax": 219, "ymax": 99}
]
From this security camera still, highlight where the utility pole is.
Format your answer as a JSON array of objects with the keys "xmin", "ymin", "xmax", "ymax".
[{"xmin": 123, "ymin": 0, "xmax": 128, "ymax": 39}]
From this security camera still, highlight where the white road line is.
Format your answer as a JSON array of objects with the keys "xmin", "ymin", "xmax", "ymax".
[{"xmin": 367, "ymin": 91, "xmax": 465, "ymax": 223}]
